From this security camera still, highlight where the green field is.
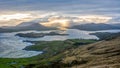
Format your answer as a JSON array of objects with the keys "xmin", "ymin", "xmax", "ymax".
[{"xmin": 0, "ymin": 39, "xmax": 97, "ymax": 68}]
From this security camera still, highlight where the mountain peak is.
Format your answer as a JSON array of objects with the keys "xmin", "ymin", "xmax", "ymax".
[
  {"xmin": 0, "ymin": 22, "xmax": 56, "ymax": 32},
  {"xmin": 17, "ymin": 21, "xmax": 40, "ymax": 27}
]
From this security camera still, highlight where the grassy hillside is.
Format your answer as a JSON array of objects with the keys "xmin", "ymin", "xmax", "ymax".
[
  {"xmin": 23, "ymin": 37, "xmax": 120, "ymax": 68},
  {"xmin": 0, "ymin": 39, "xmax": 97, "ymax": 68},
  {"xmin": 51, "ymin": 37, "xmax": 120, "ymax": 68}
]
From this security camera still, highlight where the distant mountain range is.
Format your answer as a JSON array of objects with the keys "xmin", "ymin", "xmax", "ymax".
[
  {"xmin": 70, "ymin": 23, "xmax": 120, "ymax": 31},
  {"xmin": 111, "ymin": 23, "xmax": 120, "ymax": 27},
  {"xmin": 0, "ymin": 22, "xmax": 56, "ymax": 33},
  {"xmin": 0, "ymin": 23, "xmax": 120, "ymax": 33}
]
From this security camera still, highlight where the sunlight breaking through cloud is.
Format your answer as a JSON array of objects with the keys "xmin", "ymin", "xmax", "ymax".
[
  {"xmin": 0, "ymin": 12, "xmax": 112, "ymax": 28},
  {"xmin": 40, "ymin": 14, "xmax": 112, "ymax": 29}
]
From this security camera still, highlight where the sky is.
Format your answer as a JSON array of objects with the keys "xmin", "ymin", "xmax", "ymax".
[{"xmin": 0, "ymin": 0, "xmax": 120, "ymax": 27}]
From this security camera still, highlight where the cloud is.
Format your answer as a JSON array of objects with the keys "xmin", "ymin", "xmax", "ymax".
[
  {"xmin": 0, "ymin": 12, "xmax": 61, "ymax": 26},
  {"xmin": 0, "ymin": 13, "xmax": 40, "ymax": 26},
  {"xmin": 39, "ymin": 14, "xmax": 112, "ymax": 29},
  {"xmin": 0, "ymin": 0, "xmax": 120, "ymax": 14},
  {"xmin": 0, "ymin": 0, "xmax": 120, "ymax": 27},
  {"xmin": 0, "ymin": 12, "xmax": 113, "ymax": 27},
  {"xmin": 0, "ymin": 13, "xmax": 31, "ymax": 21}
]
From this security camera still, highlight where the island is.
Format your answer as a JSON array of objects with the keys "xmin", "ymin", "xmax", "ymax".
[{"xmin": 15, "ymin": 32, "xmax": 69, "ymax": 38}]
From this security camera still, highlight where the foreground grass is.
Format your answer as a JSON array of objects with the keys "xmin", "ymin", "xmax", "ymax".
[
  {"xmin": 0, "ymin": 39, "xmax": 97, "ymax": 68},
  {"xmin": 0, "ymin": 58, "xmax": 31, "ymax": 68}
]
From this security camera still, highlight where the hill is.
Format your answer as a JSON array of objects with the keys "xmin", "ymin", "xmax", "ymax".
[
  {"xmin": 26, "ymin": 36, "xmax": 120, "ymax": 68},
  {"xmin": 0, "ymin": 22, "xmax": 56, "ymax": 33},
  {"xmin": 90, "ymin": 32, "xmax": 120, "ymax": 40},
  {"xmin": 70, "ymin": 23, "xmax": 120, "ymax": 31},
  {"xmin": 111, "ymin": 23, "xmax": 120, "ymax": 28},
  {"xmin": 60, "ymin": 37, "xmax": 120, "ymax": 68},
  {"xmin": 0, "ymin": 28, "xmax": 12, "ymax": 33}
]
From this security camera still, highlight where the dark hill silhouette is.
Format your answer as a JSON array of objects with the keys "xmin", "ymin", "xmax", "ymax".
[
  {"xmin": 70, "ymin": 23, "xmax": 120, "ymax": 31},
  {"xmin": 0, "ymin": 22, "xmax": 56, "ymax": 33}
]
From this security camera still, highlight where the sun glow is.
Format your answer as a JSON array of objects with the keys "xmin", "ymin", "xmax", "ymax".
[
  {"xmin": 41, "ymin": 18, "xmax": 70, "ymax": 30},
  {"xmin": 41, "ymin": 15, "xmax": 112, "ymax": 30}
]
